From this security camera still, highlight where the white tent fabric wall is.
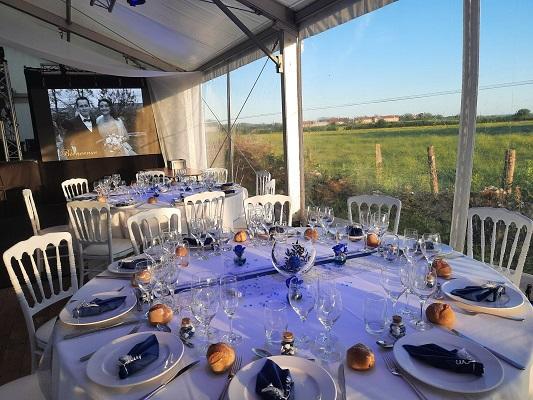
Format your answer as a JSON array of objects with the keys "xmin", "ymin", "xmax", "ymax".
[{"xmin": 148, "ymin": 74, "xmax": 207, "ymax": 170}]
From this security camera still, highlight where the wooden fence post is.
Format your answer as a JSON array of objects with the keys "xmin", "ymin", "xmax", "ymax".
[
  {"xmin": 502, "ymin": 149, "xmax": 516, "ymax": 192},
  {"xmin": 375, "ymin": 143, "xmax": 383, "ymax": 182},
  {"xmin": 427, "ymin": 145, "xmax": 439, "ymax": 194}
]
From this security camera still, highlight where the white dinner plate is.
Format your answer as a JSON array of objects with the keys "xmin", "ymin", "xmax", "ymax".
[
  {"xmin": 228, "ymin": 355, "xmax": 336, "ymax": 400},
  {"xmin": 59, "ymin": 290, "xmax": 137, "ymax": 326},
  {"xmin": 87, "ymin": 331, "xmax": 184, "ymax": 388},
  {"xmin": 442, "ymin": 278, "xmax": 524, "ymax": 311},
  {"xmin": 107, "ymin": 256, "xmax": 146, "ymax": 275},
  {"xmin": 394, "ymin": 330, "xmax": 504, "ymax": 394}
]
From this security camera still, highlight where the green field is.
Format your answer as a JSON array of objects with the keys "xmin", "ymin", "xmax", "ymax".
[{"xmin": 228, "ymin": 120, "xmax": 533, "ymax": 273}]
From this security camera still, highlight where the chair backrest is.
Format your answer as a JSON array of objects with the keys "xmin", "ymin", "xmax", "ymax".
[
  {"xmin": 127, "ymin": 208, "xmax": 183, "ymax": 254},
  {"xmin": 264, "ymin": 179, "xmax": 276, "ymax": 195},
  {"xmin": 256, "ymin": 170, "xmax": 271, "ymax": 195},
  {"xmin": 22, "ymin": 189, "xmax": 41, "ymax": 235},
  {"xmin": 183, "ymin": 191, "xmax": 225, "ymax": 230},
  {"xmin": 244, "ymin": 194, "xmax": 292, "ymax": 226},
  {"xmin": 61, "ymin": 178, "xmax": 89, "ymax": 201},
  {"xmin": 204, "ymin": 168, "xmax": 228, "ymax": 184},
  {"xmin": 66, "ymin": 200, "xmax": 112, "ymax": 246},
  {"xmin": 347, "ymin": 194, "xmax": 402, "ymax": 234},
  {"xmin": 136, "ymin": 170, "xmax": 168, "ymax": 184},
  {"xmin": 467, "ymin": 207, "xmax": 533, "ymax": 285},
  {"xmin": 2, "ymin": 232, "xmax": 77, "ymax": 370}
]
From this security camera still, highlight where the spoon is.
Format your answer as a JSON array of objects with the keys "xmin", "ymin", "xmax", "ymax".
[{"xmin": 376, "ymin": 339, "xmax": 395, "ymax": 349}]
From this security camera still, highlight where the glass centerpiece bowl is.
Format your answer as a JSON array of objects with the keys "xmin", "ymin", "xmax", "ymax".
[{"xmin": 271, "ymin": 239, "xmax": 316, "ymax": 278}]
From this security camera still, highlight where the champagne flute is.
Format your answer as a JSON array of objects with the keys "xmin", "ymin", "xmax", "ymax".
[
  {"xmin": 220, "ymin": 275, "xmax": 242, "ymax": 344},
  {"xmin": 288, "ymin": 276, "xmax": 316, "ymax": 349},
  {"xmin": 191, "ymin": 275, "xmax": 219, "ymax": 352},
  {"xmin": 410, "ymin": 259, "xmax": 437, "ymax": 331},
  {"xmin": 315, "ymin": 281, "xmax": 343, "ymax": 362}
]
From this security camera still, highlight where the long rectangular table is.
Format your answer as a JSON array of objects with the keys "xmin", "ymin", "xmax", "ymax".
[{"xmin": 38, "ymin": 239, "xmax": 533, "ymax": 400}]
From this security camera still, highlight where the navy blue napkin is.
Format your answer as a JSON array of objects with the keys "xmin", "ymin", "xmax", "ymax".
[
  {"xmin": 255, "ymin": 359, "xmax": 294, "ymax": 400},
  {"xmin": 183, "ymin": 236, "xmax": 213, "ymax": 246},
  {"xmin": 451, "ymin": 284, "xmax": 505, "ymax": 302},
  {"xmin": 118, "ymin": 257, "xmax": 150, "ymax": 270},
  {"xmin": 73, "ymin": 296, "xmax": 127, "ymax": 318},
  {"xmin": 223, "ymin": 189, "xmax": 236, "ymax": 194},
  {"xmin": 118, "ymin": 334, "xmax": 159, "ymax": 379},
  {"xmin": 403, "ymin": 344, "xmax": 484, "ymax": 376}
]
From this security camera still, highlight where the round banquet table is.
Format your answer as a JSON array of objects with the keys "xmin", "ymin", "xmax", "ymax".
[{"xmin": 39, "ymin": 237, "xmax": 533, "ymax": 400}]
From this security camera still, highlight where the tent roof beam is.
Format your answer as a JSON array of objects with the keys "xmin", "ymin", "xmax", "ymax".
[{"xmin": 234, "ymin": 0, "xmax": 297, "ymax": 33}]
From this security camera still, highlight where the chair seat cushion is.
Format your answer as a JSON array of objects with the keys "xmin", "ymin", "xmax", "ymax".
[
  {"xmin": 0, "ymin": 374, "xmax": 45, "ymax": 399},
  {"xmin": 38, "ymin": 224, "xmax": 70, "ymax": 235},
  {"xmin": 35, "ymin": 317, "xmax": 56, "ymax": 349},
  {"xmin": 84, "ymin": 238, "xmax": 134, "ymax": 257}
]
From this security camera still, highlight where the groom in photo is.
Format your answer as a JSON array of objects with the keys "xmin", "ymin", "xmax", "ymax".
[{"xmin": 61, "ymin": 96, "xmax": 104, "ymax": 159}]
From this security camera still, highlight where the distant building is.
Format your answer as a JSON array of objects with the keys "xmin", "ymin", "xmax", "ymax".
[
  {"xmin": 355, "ymin": 115, "xmax": 400, "ymax": 124},
  {"xmin": 303, "ymin": 120, "xmax": 329, "ymax": 128}
]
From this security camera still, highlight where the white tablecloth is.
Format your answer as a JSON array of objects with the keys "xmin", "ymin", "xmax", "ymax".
[{"xmin": 41, "ymin": 240, "xmax": 533, "ymax": 400}]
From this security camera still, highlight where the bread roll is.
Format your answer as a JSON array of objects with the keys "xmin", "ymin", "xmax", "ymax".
[
  {"xmin": 366, "ymin": 233, "xmax": 380, "ymax": 248},
  {"xmin": 234, "ymin": 230, "xmax": 248, "ymax": 243},
  {"xmin": 148, "ymin": 303, "xmax": 173, "ymax": 325},
  {"xmin": 432, "ymin": 258, "xmax": 452, "ymax": 279},
  {"xmin": 304, "ymin": 228, "xmax": 319, "ymax": 241},
  {"xmin": 147, "ymin": 196, "xmax": 158, "ymax": 204},
  {"xmin": 207, "ymin": 343, "xmax": 236, "ymax": 374},
  {"xmin": 347, "ymin": 343, "xmax": 375, "ymax": 371},
  {"xmin": 97, "ymin": 195, "xmax": 107, "ymax": 203},
  {"xmin": 426, "ymin": 302, "xmax": 455, "ymax": 328},
  {"xmin": 175, "ymin": 246, "xmax": 189, "ymax": 257},
  {"xmin": 131, "ymin": 270, "xmax": 151, "ymax": 287}
]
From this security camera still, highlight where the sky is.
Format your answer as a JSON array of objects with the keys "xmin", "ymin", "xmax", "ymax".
[{"xmin": 202, "ymin": 0, "xmax": 533, "ymax": 124}]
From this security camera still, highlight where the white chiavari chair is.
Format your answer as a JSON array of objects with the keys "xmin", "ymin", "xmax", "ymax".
[
  {"xmin": 183, "ymin": 191, "xmax": 225, "ymax": 232},
  {"xmin": 61, "ymin": 178, "xmax": 89, "ymax": 201},
  {"xmin": 255, "ymin": 170, "xmax": 271, "ymax": 195},
  {"xmin": 2, "ymin": 232, "xmax": 77, "ymax": 372},
  {"xmin": 467, "ymin": 207, "xmax": 533, "ymax": 285},
  {"xmin": 347, "ymin": 194, "xmax": 402, "ymax": 234},
  {"xmin": 22, "ymin": 189, "xmax": 69, "ymax": 235},
  {"xmin": 0, "ymin": 374, "xmax": 45, "ymax": 398},
  {"xmin": 127, "ymin": 208, "xmax": 183, "ymax": 255},
  {"xmin": 136, "ymin": 170, "xmax": 169, "ymax": 184},
  {"xmin": 67, "ymin": 200, "xmax": 134, "ymax": 284},
  {"xmin": 264, "ymin": 179, "xmax": 276, "ymax": 195},
  {"xmin": 244, "ymin": 194, "xmax": 292, "ymax": 226},
  {"xmin": 204, "ymin": 168, "xmax": 228, "ymax": 184}
]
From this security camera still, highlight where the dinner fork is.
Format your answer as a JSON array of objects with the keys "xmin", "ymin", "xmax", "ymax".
[
  {"xmin": 382, "ymin": 353, "xmax": 428, "ymax": 400},
  {"xmin": 217, "ymin": 355, "xmax": 242, "ymax": 400}
]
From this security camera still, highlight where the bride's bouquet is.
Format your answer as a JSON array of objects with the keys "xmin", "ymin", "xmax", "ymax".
[{"xmin": 103, "ymin": 132, "xmax": 127, "ymax": 153}]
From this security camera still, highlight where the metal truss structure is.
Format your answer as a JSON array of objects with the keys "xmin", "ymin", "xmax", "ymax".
[
  {"xmin": 89, "ymin": 0, "xmax": 117, "ymax": 13},
  {"xmin": 0, "ymin": 48, "xmax": 22, "ymax": 162}
]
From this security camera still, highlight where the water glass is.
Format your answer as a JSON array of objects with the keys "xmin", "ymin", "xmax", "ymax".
[
  {"xmin": 288, "ymin": 276, "xmax": 316, "ymax": 348},
  {"xmin": 410, "ymin": 259, "xmax": 438, "ymax": 331},
  {"xmin": 263, "ymin": 300, "xmax": 288, "ymax": 345},
  {"xmin": 315, "ymin": 281, "xmax": 343, "ymax": 362},
  {"xmin": 364, "ymin": 294, "xmax": 387, "ymax": 335},
  {"xmin": 220, "ymin": 275, "xmax": 242, "ymax": 344}
]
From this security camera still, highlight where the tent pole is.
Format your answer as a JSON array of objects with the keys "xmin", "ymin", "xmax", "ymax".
[
  {"xmin": 450, "ymin": 0, "xmax": 480, "ymax": 251},
  {"xmin": 280, "ymin": 30, "xmax": 304, "ymax": 220},
  {"xmin": 227, "ymin": 67, "xmax": 234, "ymax": 181}
]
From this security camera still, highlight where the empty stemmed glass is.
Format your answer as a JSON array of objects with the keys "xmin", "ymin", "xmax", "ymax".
[
  {"xmin": 410, "ymin": 258, "xmax": 438, "ymax": 331},
  {"xmin": 134, "ymin": 259, "xmax": 154, "ymax": 304},
  {"xmin": 220, "ymin": 275, "xmax": 242, "ymax": 344},
  {"xmin": 315, "ymin": 280, "xmax": 343, "ymax": 362},
  {"xmin": 420, "ymin": 233, "xmax": 442, "ymax": 266},
  {"xmin": 380, "ymin": 262, "xmax": 405, "ymax": 320},
  {"xmin": 307, "ymin": 206, "xmax": 319, "ymax": 230},
  {"xmin": 288, "ymin": 276, "xmax": 316, "ymax": 349},
  {"xmin": 190, "ymin": 218, "xmax": 209, "ymax": 260},
  {"xmin": 318, "ymin": 207, "xmax": 334, "ymax": 242},
  {"xmin": 206, "ymin": 217, "xmax": 222, "ymax": 256},
  {"xmin": 262, "ymin": 203, "xmax": 275, "ymax": 234},
  {"xmin": 191, "ymin": 275, "xmax": 219, "ymax": 352}
]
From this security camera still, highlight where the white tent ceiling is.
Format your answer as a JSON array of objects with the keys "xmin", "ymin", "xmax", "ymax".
[{"xmin": 0, "ymin": 0, "xmax": 395, "ymax": 76}]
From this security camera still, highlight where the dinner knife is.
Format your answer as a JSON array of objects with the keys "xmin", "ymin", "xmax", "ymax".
[
  {"xmin": 63, "ymin": 319, "xmax": 140, "ymax": 340},
  {"xmin": 450, "ymin": 328, "xmax": 525, "ymax": 370},
  {"xmin": 337, "ymin": 363, "xmax": 347, "ymax": 400},
  {"xmin": 140, "ymin": 360, "xmax": 200, "ymax": 400}
]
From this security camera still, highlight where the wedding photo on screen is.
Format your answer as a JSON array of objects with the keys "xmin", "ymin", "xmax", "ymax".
[{"xmin": 45, "ymin": 88, "xmax": 159, "ymax": 161}]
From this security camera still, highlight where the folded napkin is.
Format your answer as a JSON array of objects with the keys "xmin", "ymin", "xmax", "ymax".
[
  {"xmin": 255, "ymin": 359, "xmax": 295, "ymax": 400},
  {"xmin": 223, "ymin": 189, "xmax": 236, "ymax": 194},
  {"xmin": 118, "ymin": 334, "xmax": 159, "ymax": 379},
  {"xmin": 451, "ymin": 284, "xmax": 505, "ymax": 302},
  {"xmin": 403, "ymin": 344, "xmax": 484, "ymax": 376},
  {"xmin": 118, "ymin": 257, "xmax": 151, "ymax": 270},
  {"xmin": 73, "ymin": 296, "xmax": 126, "ymax": 318},
  {"xmin": 183, "ymin": 236, "xmax": 213, "ymax": 246}
]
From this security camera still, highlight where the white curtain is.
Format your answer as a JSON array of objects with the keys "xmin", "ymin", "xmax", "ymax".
[{"xmin": 147, "ymin": 74, "xmax": 207, "ymax": 170}]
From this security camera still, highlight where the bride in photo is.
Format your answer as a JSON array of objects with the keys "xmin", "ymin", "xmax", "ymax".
[{"xmin": 96, "ymin": 98, "xmax": 137, "ymax": 156}]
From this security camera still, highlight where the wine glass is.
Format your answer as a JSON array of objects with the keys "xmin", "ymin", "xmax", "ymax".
[
  {"xmin": 315, "ymin": 281, "xmax": 343, "ymax": 362},
  {"xmin": 134, "ymin": 260, "xmax": 154, "ymax": 304},
  {"xmin": 380, "ymin": 263, "xmax": 405, "ymax": 319},
  {"xmin": 206, "ymin": 217, "xmax": 222, "ymax": 256},
  {"xmin": 410, "ymin": 258, "xmax": 437, "ymax": 331},
  {"xmin": 144, "ymin": 235, "xmax": 165, "ymax": 263},
  {"xmin": 380, "ymin": 233, "xmax": 399, "ymax": 261},
  {"xmin": 398, "ymin": 254, "xmax": 414, "ymax": 317},
  {"xmin": 262, "ymin": 203, "xmax": 275, "ymax": 234},
  {"xmin": 307, "ymin": 206, "xmax": 319, "ymax": 229},
  {"xmin": 220, "ymin": 275, "xmax": 242, "ymax": 344},
  {"xmin": 288, "ymin": 276, "xmax": 316, "ymax": 349},
  {"xmin": 191, "ymin": 275, "xmax": 219, "ymax": 352},
  {"xmin": 421, "ymin": 233, "xmax": 442, "ymax": 265},
  {"xmin": 190, "ymin": 218, "xmax": 208, "ymax": 260}
]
